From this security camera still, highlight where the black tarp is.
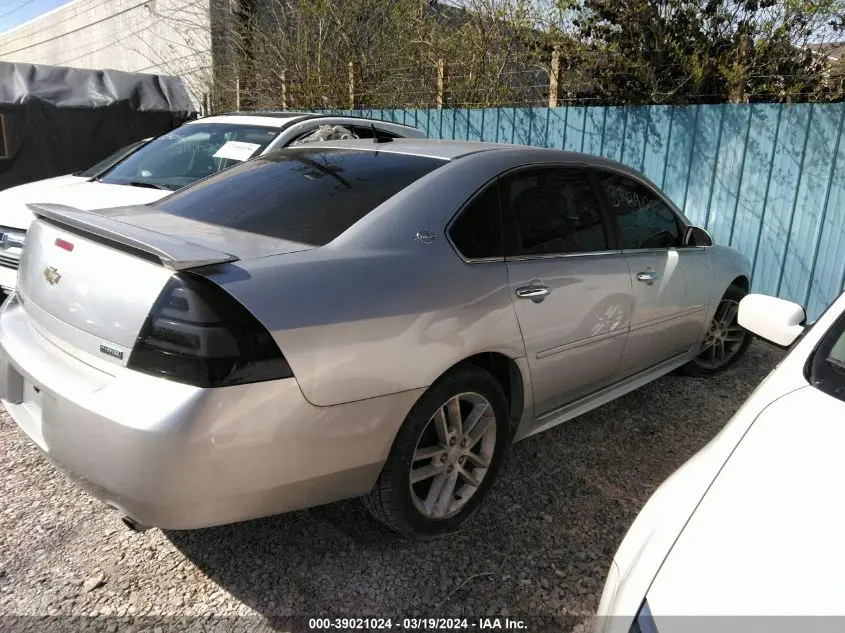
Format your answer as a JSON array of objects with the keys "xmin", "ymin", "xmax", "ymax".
[{"xmin": 0, "ymin": 61, "xmax": 197, "ymax": 190}]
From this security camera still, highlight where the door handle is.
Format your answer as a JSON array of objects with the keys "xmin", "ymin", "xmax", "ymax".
[
  {"xmin": 515, "ymin": 285, "xmax": 551, "ymax": 301},
  {"xmin": 636, "ymin": 271, "xmax": 658, "ymax": 283}
]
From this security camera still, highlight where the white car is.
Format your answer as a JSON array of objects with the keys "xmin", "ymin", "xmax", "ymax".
[
  {"xmin": 595, "ymin": 290, "xmax": 845, "ymax": 633},
  {"xmin": 0, "ymin": 112, "xmax": 424, "ymax": 292}
]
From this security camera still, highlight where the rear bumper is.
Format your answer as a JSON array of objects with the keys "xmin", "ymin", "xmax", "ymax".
[{"xmin": 0, "ymin": 294, "xmax": 422, "ymax": 529}]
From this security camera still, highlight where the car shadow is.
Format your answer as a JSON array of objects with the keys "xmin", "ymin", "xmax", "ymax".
[{"xmin": 165, "ymin": 341, "xmax": 782, "ymax": 629}]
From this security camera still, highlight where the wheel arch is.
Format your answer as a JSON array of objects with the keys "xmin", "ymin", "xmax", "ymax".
[
  {"xmin": 364, "ymin": 350, "xmax": 525, "ymax": 538},
  {"xmin": 442, "ymin": 352, "xmax": 527, "ymax": 434},
  {"xmin": 701, "ymin": 273, "xmax": 751, "ymax": 341},
  {"xmin": 730, "ymin": 275, "xmax": 750, "ymax": 293}
]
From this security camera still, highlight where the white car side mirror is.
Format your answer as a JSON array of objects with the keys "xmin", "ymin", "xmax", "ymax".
[{"xmin": 738, "ymin": 294, "xmax": 806, "ymax": 347}]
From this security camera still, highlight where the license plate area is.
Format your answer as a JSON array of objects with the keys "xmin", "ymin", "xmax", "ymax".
[{"xmin": 3, "ymin": 366, "xmax": 47, "ymax": 450}]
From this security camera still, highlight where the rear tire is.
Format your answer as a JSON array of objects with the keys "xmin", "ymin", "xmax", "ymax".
[
  {"xmin": 363, "ymin": 366, "xmax": 511, "ymax": 540},
  {"xmin": 680, "ymin": 284, "xmax": 752, "ymax": 377}
]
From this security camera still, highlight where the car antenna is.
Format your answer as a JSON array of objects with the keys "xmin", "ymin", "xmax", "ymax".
[{"xmin": 372, "ymin": 122, "xmax": 392, "ymax": 144}]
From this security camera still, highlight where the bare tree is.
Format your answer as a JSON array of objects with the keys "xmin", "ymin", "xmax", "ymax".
[{"xmin": 137, "ymin": 0, "xmax": 845, "ymax": 111}]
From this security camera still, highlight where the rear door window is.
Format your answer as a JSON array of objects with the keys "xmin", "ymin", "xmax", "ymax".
[{"xmin": 155, "ymin": 148, "xmax": 446, "ymax": 246}]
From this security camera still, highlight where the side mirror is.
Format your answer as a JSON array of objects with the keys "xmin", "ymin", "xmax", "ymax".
[
  {"xmin": 683, "ymin": 226, "xmax": 713, "ymax": 247},
  {"xmin": 738, "ymin": 294, "xmax": 806, "ymax": 347}
]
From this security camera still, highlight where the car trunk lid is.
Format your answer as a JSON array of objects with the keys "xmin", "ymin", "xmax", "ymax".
[{"xmin": 17, "ymin": 204, "xmax": 311, "ymax": 371}]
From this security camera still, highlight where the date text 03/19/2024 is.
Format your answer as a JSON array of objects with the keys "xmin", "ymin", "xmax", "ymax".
[{"xmin": 308, "ymin": 618, "xmax": 528, "ymax": 630}]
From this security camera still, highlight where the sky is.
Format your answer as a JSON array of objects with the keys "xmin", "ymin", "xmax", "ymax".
[{"xmin": 0, "ymin": 0, "xmax": 70, "ymax": 33}]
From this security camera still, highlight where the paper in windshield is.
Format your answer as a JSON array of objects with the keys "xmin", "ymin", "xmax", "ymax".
[{"xmin": 213, "ymin": 141, "xmax": 261, "ymax": 162}]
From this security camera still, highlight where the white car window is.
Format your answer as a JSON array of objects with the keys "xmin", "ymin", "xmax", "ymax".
[
  {"xmin": 828, "ymin": 330, "xmax": 845, "ymax": 368},
  {"xmin": 75, "ymin": 139, "xmax": 150, "ymax": 178},
  {"xmin": 97, "ymin": 123, "xmax": 281, "ymax": 190},
  {"xmin": 810, "ymin": 313, "xmax": 845, "ymax": 402}
]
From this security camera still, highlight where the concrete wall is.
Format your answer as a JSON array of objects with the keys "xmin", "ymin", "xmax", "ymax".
[{"xmin": 0, "ymin": 0, "xmax": 212, "ymax": 108}]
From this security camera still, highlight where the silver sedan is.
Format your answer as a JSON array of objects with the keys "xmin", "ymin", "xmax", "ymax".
[{"xmin": 0, "ymin": 139, "xmax": 751, "ymax": 539}]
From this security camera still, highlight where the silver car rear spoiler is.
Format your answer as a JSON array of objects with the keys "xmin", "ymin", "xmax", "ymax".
[{"xmin": 27, "ymin": 203, "xmax": 239, "ymax": 271}]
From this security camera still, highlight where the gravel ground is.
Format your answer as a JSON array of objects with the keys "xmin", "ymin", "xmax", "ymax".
[{"xmin": 0, "ymin": 342, "xmax": 783, "ymax": 632}]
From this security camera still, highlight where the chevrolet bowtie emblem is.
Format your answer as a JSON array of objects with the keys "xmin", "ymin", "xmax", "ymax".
[{"xmin": 43, "ymin": 266, "xmax": 61, "ymax": 286}]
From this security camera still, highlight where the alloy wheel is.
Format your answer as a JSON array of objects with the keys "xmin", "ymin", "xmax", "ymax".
[
  {"xmin": 696, "ymin": 298, "xmax": 747, "ymax": 369},
  {"xmin": 409, "ymin": 392, "xmax": 497, "ymax": 519}
]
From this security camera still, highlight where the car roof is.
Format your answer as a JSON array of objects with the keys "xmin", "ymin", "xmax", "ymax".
[
  {"xmin": 217, "ymin": 111, "xmax": 316, "ymax": 119},
  {"xmin": 187, "ymin": 114, "xmax": 313, "ymax": 128},
  {"xmin": 193, "ymin": 112, "xmax": 422, "ymax": 131},
  {"xmin": 291, "ymin": 138, "xmax": 515, "ymax": 160},
  {"xmin": 304, "ymin": 138, "xmax": 647, "ymax": 173}
]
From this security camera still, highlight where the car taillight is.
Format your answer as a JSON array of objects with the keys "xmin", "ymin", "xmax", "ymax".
[{"xmin": 127, "ymin": 273, "xmax": 293, "ymax": 387}]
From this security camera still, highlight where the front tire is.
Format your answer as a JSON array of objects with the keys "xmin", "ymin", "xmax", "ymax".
[
  {"xmin": 680, "ymin": 284, "xmax": 752, "ymax": 377},
  {"xmin": 363, "ymin": 366, "xmax": 511, "ymax": 540}
]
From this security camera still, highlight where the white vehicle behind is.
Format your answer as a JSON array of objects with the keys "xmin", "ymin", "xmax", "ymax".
[
  {"xmin": 0, "ymin": 112, "xmax": 424, "ymax": 292},
  {"xmin": 595, "ymin": 291, "xmax": 845, "ymax": 633}
]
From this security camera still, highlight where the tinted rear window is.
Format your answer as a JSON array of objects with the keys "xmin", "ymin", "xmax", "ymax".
[{"xmin": 155, "ymin": 147, "xmax": 446, "ymax": 246}]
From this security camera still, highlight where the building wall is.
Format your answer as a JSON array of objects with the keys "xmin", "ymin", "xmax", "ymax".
[{"xmin": 0, "ymin": 0, "xmax": 213, "ymax": 109}]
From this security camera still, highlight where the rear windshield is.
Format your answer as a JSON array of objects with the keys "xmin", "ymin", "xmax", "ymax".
[{"xmin": 154, "ymin": 147, "xmax": 446, "ymax": 246}]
